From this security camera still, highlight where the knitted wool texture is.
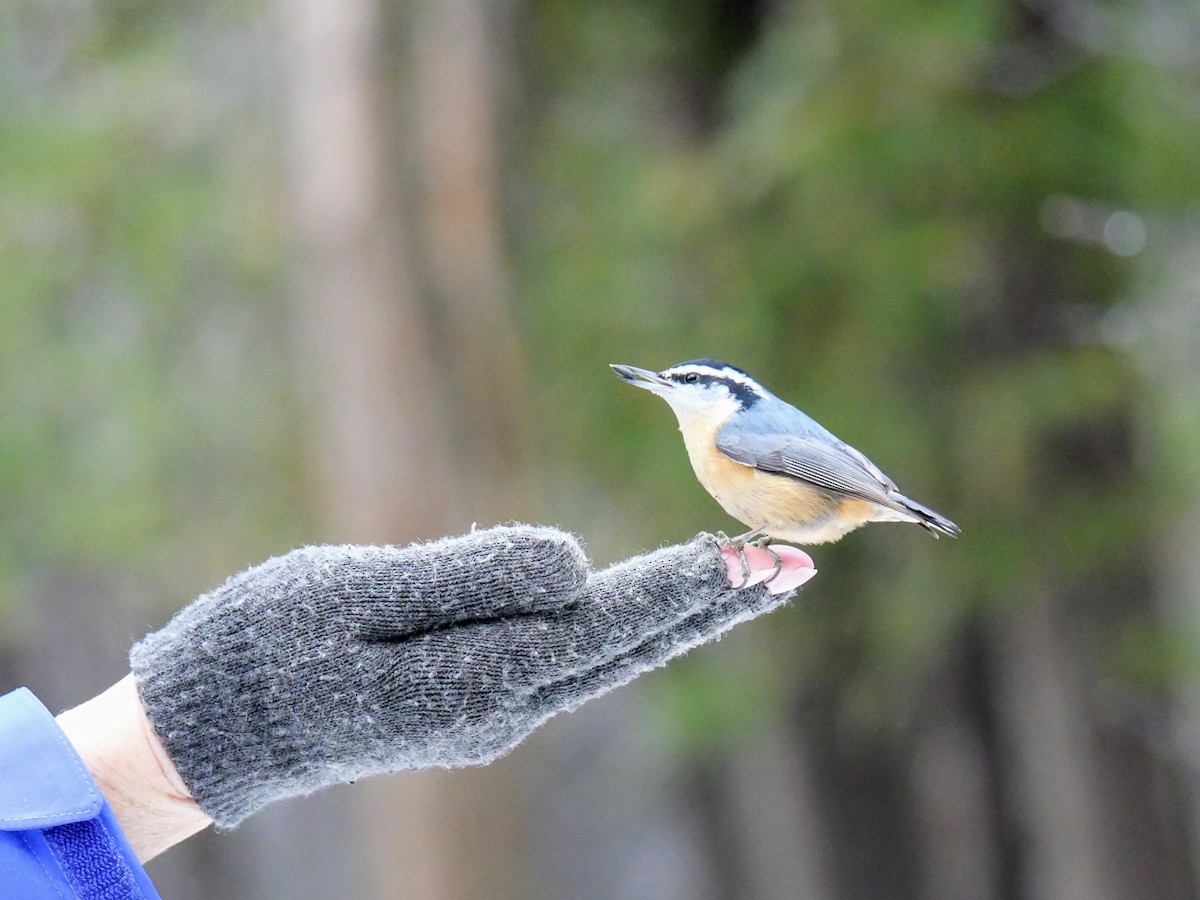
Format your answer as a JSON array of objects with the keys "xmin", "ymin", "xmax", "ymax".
[{"xmin": 130, "ymin": 525, "xmax": 791, "ymax": 827}]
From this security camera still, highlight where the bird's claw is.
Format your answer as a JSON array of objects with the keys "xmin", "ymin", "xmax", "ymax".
[
  {"xmin": 757, "ymin": 541, "xmax": 784, "ymax": 585},
  {"xmin": 714, "ymin": 531, "xmax": 752, "ymax": 588}
]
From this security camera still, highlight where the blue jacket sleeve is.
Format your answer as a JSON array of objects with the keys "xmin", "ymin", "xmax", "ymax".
[{"xmin": 0, "ymin": 688, "xmax": 161, "ymax": 900}]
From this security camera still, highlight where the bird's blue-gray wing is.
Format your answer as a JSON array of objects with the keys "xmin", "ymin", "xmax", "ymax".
[{"xmin": 715, "ymin": 430, "xmax": 897, "ymax": 504}]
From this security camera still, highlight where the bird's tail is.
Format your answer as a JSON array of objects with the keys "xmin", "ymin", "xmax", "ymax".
[{"xmin": 892, "ymin": 493, "xmax": 960, "ymax": 539}]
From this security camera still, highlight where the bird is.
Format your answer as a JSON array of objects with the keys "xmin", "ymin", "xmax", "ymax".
[{"xmin": 611, "ymin": 359, "xmax": 959, "ymax": 545}]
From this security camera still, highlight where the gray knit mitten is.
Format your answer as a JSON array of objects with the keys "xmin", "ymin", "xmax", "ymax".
[{"xmin": 130, "ymin": 525, "xmax": 795, "ymax": 827}]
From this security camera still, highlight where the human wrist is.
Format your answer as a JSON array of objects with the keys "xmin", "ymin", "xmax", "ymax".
[{"xmin": 55, "ymin": 673, "xmax": 211, "ymax": 862}]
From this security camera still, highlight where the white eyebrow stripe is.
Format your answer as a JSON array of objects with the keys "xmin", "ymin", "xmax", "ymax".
[{"xmin": 664, "ymin": 365, "xmax": 764, "ymax": 393}]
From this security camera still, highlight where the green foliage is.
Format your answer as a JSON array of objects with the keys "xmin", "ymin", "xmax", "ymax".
[
  {"xmin": 0, "ymin": 3, "xmax": 303, "ymax": 618},
  {"xmin": 515, "ymin": 0, "xmax": 1200, "ymax": 742}
]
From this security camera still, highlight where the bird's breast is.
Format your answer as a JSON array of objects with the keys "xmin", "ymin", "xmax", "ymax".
[
  {"xmin": 676, "ymin": 417, "xmax": 823, "ymax": 531},
  {"xmin": 674, "ymin": 414, "xmax": 880, "ymax": 544}
]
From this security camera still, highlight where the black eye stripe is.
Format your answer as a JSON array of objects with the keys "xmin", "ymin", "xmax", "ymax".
[
  {"xmin": 667, "ymin": 371, "xmax": 763, "ymax": 408},
  {"xmin": 669, "ymin": 371, "xmax": 718, "ymax": 386}
]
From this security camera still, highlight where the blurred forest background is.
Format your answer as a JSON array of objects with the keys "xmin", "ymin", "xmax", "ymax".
[{"xmin": 3, "ymin": 0, "xmax": 1200, "ymax": 897}]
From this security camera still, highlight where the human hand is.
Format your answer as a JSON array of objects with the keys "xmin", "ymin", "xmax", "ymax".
[{"xmin": 125, "ymin": 526, "xmax": 815, "ymax": 832}]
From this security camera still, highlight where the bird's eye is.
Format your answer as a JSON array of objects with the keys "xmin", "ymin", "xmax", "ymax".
[{"xmin": 684, "ymin": 372, "xmax": 700, "ymax": 384}]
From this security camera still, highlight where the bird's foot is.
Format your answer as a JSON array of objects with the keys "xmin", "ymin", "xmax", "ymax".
[
  {"xmin": 715, "ymin": 530, "xmax": 781, "ymax": 588},
  {"xmin": 755, "ymin": 541, "xmax": 784, "ymax": 586},
  {"xmin": 714, "ymin": 531, "xmax": 753, "ymax": 588},
  {"xmin": 715, "ymin": 533, "xmax": 818, "ymax": 594}
]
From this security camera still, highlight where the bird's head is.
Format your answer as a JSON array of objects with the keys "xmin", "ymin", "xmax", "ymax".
[{"xmin": 610, "ymin": 359, "xmax": 767, "ymax": 423}]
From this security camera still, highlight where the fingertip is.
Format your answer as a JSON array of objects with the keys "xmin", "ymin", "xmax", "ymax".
[
  {"xmin": 767, "ymin": 564, "xmax": 817, "ymax": 595},
  {"xmin": 719, "ymin": 542, "xmax": 817, "ymax": 595},
  {"xmin": 537, "ymin": 529, "xmax": 590, "ymax": 589},
  {"xmin": 499, "ymin": 524, "xmax": 590, "ymax": 595}
]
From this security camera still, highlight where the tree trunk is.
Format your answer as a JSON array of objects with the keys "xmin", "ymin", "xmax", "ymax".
[{"xmin": 279, "ymin": 0, "xmax": 533, "ymax": 895}]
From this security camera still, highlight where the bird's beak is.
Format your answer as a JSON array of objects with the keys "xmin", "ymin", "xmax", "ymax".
[{"xmin": 611, "ymin": 364, "xmax": 672, "ymax": 392}]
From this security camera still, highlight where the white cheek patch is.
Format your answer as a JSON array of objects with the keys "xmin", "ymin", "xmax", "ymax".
[{"xmin": 662, "ymin": 392, "xmax": 740, "ymax": 428}]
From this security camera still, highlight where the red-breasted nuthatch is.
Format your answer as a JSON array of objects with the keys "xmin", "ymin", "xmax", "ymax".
[{"xmin": 612, "ymin": 359, "xmax": 959, "ymax": 545}]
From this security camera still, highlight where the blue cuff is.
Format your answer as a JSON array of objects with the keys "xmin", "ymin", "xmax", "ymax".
[{"xmin": 0, "ymin": 687, "xmax": 161, "ymax": 899}]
